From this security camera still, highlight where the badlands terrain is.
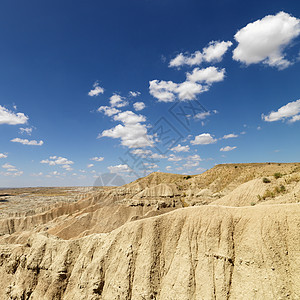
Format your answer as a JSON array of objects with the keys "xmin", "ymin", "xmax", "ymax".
[{"xmin": 0, "ymin": 163, "xmax": 300, "ymax": 299}]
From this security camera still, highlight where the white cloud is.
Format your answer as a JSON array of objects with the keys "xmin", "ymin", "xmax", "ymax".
[
  {"xmin": 0, "ymin": 153, "xmax": 7, "ymax": 159},
  {"xmin": 131, "ymin": 149, "xmax": 152, "ymax": 157},
  {"xmin": 0, "ymin": 105, "xmax": 28, "ymax": 125},
  {"xmin": 150, "ymin": 67, "xmax": 225, "ymax": 102},
  {"xmin": 175, "ymin": 81, "xmax": 204, "ymax": 100},
  {"xmin": 90, "ymin": 156, "xmax": 104, "ymax": 162},
  {"xmin": 100, "ymin": 111, "xmax": 154, "ymax": 148},
  {"xmin": 169, "ymin": 51, "xmax": 203, "ymax": 67},
  {"xmin": 113, "ymin": 111, "xmax": 146, "ymax": 124},
  {"xmin": 62, "ymin": 164, "xmax": 73, "ymax": 171},
  {"xmin": 143, "ymin": 162, "xmax": 159, "ymax": 169},
  {"xmin": 233, "ymin": 12, "xmax": 300, "ymax": 69},
  {"xmin": 1, "ymin": 163, "xmax": 23, "ymax": 177},
  {"xmin": 150, "ymin": 153, "xmax": 167, "ymax": 159},
  {"xmin": 87, "ymin": 164, "xmax": 94, "ymax": 168},
  {"xmin": 2, "ymin": 163, "xmax": 14, "ymax": 169},
  {"xmin": 129, "ymin": 91, "xmax": 141, "ymax": 97},
  {"xmin": 168, "ymin": 154, "xmax": 182, "ymax": 162},
  {"xmin": 19, "ymin": 127, "xmax": 33, "ymax": 135},
  {"xmin": 166, "ymin": 166, "xmax": 172, "ymax": 171},
  {"xmin": 194, "ymin": 111, "xmax": 211, "ymax": 120},
  {"xmin": 187, "ymin": 154, "xmax": 202, "ymax": 161},
  {"xmin": 183, "ymin": 161, "xmax": 199, "ymax": 168},
  {"xmin": 110, "ymin": 94, "xmax": 128, "ymax": 108},
  {"xmin": 169, "ymin": 40, "xmax": 232, "ymax": 68},
  {"xmin": 149, "ymin": 79, "xmax": 204, "ymax": 102},
  {"xmin": 88, "ymin": 81, "xmax": 104, "ymax": 96},
  {"xmin": 41, "ymin": 156, "xmax": 74, "ymax": 166},
  {"xmin": 220, "ymin": 146, "xmax": 237, "ymax": 152},
  {"xmin": 171, "ymin": 144, "xmax": 190, "ymax": 152},
  {"xmin": 11, "ymin": 138, "xmax": 43, "ymax": 146},
  {"xmin": 133, "ymin": 102, "xmax": 146, "ymax": 111},
  {"xmin": 149, "ymin": 80, "xmax": 177, "ymax": 102},
  {"xmin": 187, "ymin": 66, "xmax": 225, "ymax": 83},
  {"xmin": 97, "ymin": 106, "xmax": 120, "ymax": 116},
  {"xmin": 262, "ymin": 99, "xmax": 300, "ymax": 122},
  {"xmin": 223, "ymin": 133, "xmax": 238, "ymax": 139},
  {"xmin": 190, "ymin": 133, "xmax": 217, "ymax": 145},
  {"xmin": 203, "ymin": 41, "xmax": 233, "ymax": 62},
  {"xmin": 108, "ymin": 164, "xmax": 132, "ymax": 173}
]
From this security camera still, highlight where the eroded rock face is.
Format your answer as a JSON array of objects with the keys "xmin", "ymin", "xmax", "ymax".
[
  {"xmin": 1, "ymin": 163, "xmax": 300, "ymax": 299},
  {"xmin": 0, "ymin": 205, "xmax": 299, "ymax": 299}
]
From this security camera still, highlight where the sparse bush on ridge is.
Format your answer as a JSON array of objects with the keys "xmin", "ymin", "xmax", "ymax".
[
  {"xmin": 263, "ymin": 177, "xmax": 271, "ymax": 183},
  {"xmin": 274, "ymin": 172, "xmax": 282, "ymax": 179}
]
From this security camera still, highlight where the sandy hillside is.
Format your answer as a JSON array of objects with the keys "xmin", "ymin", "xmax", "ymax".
[{"xmin": 0, "ymin": 163, "xmax": 299, "ymax": 299}]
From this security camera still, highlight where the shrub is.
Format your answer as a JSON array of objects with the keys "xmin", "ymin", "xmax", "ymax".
[
  {"xmin": 251, "ymin": 202, "xmax": 256, "ymax": 206},
  {"xmin": 274, "ymin": 172, "xmax": 282, "ymax": 179},
  {"xmin": 263, "ymin": 177, "xmax": 271, "ymax": 183},
  {"xmin": 184, "ymin": 175, "xmax": 192, "ymax": 180},
  {"xmin": 262, "ymin": 189, "xmax": 275, "ymax": 199}
]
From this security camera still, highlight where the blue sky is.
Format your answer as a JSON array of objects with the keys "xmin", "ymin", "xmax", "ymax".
[{"xmin": 0, "ymin": 0, "xmax": 300, "ymax": 187}]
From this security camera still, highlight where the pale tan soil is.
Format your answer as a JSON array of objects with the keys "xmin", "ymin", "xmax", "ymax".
[{"xmin": 0, "ymin": 163, "xmax": 299, "ymax": 299}]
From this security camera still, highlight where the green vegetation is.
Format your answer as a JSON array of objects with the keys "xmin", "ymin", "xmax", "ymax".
[
  {"xmin": 274, "ymin": 172, "xmax": 282, "ymax": 179},
  {"xmin": 263, "ymin": 177, "xmax": 271, "ymax": 183}
]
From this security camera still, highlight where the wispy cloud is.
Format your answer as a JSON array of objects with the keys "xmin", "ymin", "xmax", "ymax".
[{"xmin": 11, "ymin": 138, "xmax": 43, "ymax": 146}]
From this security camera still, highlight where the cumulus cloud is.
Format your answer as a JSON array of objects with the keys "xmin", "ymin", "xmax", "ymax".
[
  {"xmin": 87, "ymin": 164, "xmax": 94, "ymax": 168},
  {"xmin": 1, "ymin": 163, "xmax": 23, "ymax": 176},
  {"xmin": 220, "ymin": 146, "xmax": 237, "ymax": 152},
  {"xmin": 169, "ymin": 51, "xmax": 203, "ymax": 67},
  {"xmin": 203, "ymin": 41, "xmax": 233, "ymax": 63},
  {"xmin": 262, "ymin": 99, "xmax": 300, "ymax": 122},
  {"xmin": 131, "ymin": 149, "xmax": 152, "ymax": 157},
  {"xmin": 41, "ymin": 156, "xmax": 74, "ymax": 166},
  {"xmin": 223, "ymin": 133, "xmax": 238, "ymax": 139},
  {"xmin": 233, "ymin": 12, "xmax": 300, "ymax": 69},
  {"xmin": 133, "ymin": 102, "xmax": 146, "ymax": 111},
  {"xmin": 168, "ymin": 154, "xmax": 182, "ymax": 162},
  {"xmin": 187, "ymin": 154, "xmax": 202, "ymax": 161},
  {"xmin": 2, "ymin": 163, "xmax": 15, "ymax": 169},
  {"xmin": 90, "ymin": 156, "xmax": 104, "ymax": 162},
  {"xmin": 171, "ymin": 144, "xmax": 190, "ymax": 152},
  {"xmin": 97, "ymin": 106, "xmax": 120, "ymax": 116},
  {"xmin": 190, "ymin": 133, "xmax": 217, "ymax": 145},
  {"xmin": 110, "ymin": 94, "xmax": 128, "ymax": 108},
  {"xmin": 108, "ymin": 164, "xmax": 132, "ymax": 173},
  {"xmin": 100, "ymin": 111, "xmax": 154, "ymax": 148},
  {"xmin": 169, "ymin": 40, "xmax": 232, "ymax": 67},
  {"xmin": 19, "ymin": 127, "xmax": 33, "ymax": 135},
  {"xmin": 187, "ymin": 67, "xmax": 225, "ymax": 83},
  {"xmin": 11, "ymin": 138, "xmax": 43, "ymax": 146},
  {"xmin": 149, "ymin": 80, "xmax": 178, "ymax": 102},
  {"xmin": 0, "ymin": 105, "xmax": 28, "ymax": 125},
  {"xmin": 0, "ymin": 153, "xmax": 7, "ymax": 159},
  {"xmin": 88, "ymin": 81, "xmax": 104, "ymax": 96},
  {"xmin": 150, "ymin": 67, "xmax": 225, "ymax": 102},
  {"xmin": 150, "ymin": 153, "xmax": 167, "ymax": 159}
]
